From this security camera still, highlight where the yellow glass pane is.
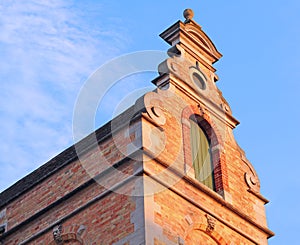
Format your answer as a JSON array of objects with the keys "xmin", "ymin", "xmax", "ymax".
[{"xmin": 189, "ymin": 119, "xmax": 214, "ymax": 189}]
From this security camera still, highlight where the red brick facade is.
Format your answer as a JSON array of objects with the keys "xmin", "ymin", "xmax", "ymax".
[{"xmin": 0, "ymin": 10, "xmax": 273, "ymax": 244}]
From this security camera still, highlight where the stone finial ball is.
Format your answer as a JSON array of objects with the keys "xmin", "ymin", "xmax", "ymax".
[{"xmin": 183, "ymin": 9, "xmax": 194, "ymax": 21}]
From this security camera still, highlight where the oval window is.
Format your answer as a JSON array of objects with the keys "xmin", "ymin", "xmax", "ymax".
[{"xmin": 192, "ymin": 72, "xmax": 206, "ymax": 90}]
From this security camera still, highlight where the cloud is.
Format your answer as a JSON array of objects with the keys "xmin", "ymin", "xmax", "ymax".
[{"xmin": 0, "ymin": 0, "xmax": 127, "ymax": 191}]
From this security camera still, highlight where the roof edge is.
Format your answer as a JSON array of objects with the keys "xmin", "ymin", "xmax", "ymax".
[{"xmin": 0, "ymin": 105, "xmax": 143, "ymax": 209}]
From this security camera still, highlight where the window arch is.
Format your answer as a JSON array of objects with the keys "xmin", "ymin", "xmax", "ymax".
[
  {"xmin": 182, "ymin": 106, "xmax": 227, "ymax": 196},
  {"xmin": 189, "ymin": 118, "xmax": 215, "ymax": 190}
]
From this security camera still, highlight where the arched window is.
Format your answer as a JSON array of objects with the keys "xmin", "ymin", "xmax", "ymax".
[{"xmin": 189, "ymin": 118, "xmax": 215, "ymax": 190}]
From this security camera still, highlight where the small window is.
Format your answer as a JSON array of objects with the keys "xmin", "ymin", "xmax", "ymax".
[
  {"xmin": 189, "ymin": 119, "xmax": 215, "ymax": 190},
  {"xmin": 192, "ymin": 72, "xmax": 206, "ymax": 90}
]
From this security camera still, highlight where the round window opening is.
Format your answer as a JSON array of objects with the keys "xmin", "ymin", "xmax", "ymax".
[{"xmin": 192, "ymin": 72, "xmax": 206, "ymax": 90}]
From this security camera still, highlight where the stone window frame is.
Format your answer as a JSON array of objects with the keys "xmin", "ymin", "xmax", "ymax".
[{"xmin": 181, "ymin": 105, "xmax": 226, "ymax": 195}]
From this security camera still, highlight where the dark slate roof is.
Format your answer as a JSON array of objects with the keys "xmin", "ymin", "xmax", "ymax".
[{"xmin": 0, "ymin": 105, "xmax": 143, "ymax": 209}]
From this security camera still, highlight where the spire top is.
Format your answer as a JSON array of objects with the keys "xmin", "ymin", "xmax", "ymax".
[{"xmin": 183, "ymin": 9, "xmax": 194, "ymax": 23}]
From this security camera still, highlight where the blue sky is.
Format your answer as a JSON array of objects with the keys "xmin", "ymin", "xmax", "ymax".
[{"xmin": 0, "ymin": 1, "xmax": 299, "ymax": 244}]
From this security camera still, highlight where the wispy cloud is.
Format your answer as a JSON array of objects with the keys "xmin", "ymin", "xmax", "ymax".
[{"xmin": 0, "ymin": 0, "xmax": 127, "ymax": 191}]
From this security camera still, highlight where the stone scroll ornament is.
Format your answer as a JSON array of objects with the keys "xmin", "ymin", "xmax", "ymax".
[
  {"xmin": 50, "ymin": 224, "xmax": 86, "ymax": 245},
  {"xmin": 205, "ymin": 214, "xmax": 216, "ymax": 233},
  {"xmin": 158, "ymin": 44, "xmax": 191, "ymax": 83},
  {"xmin": 53, "ymin": 224, "xmax": 63, "ymax": 244},
  {"xmin": 244, "ymin": 171, "xmax": 260, "ymax": 193},
  {"xmin": 242, "ymin": 154, "xmax": 260, "ymax": 193},
  {"xmin": 243, "ymin": 156, "xmax": 260, "ymax": 193},
  {"xmin": 143, "ymin": 92, "xmax": 166, "ymax": 126}
]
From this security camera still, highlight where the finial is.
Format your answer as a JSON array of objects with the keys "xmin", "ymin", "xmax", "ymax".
[{"xmin": 183, "ymin": 9, "xmax": 194, "ymax": 23}]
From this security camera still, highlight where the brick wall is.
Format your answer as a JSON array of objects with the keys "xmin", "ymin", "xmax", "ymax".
[{"xmin": 1, "ymin": 120, "xmax": 145, "ymax": 244}]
